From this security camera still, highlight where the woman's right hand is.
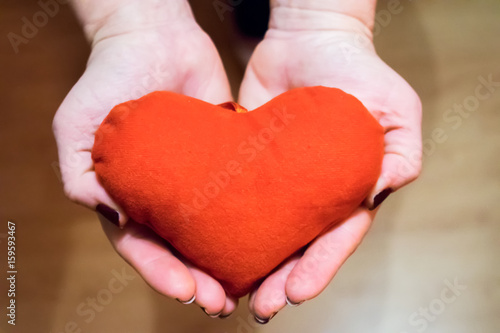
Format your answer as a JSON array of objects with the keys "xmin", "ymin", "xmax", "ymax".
[{"xmin": 53, "ymin": 0, "xmax": 237, "ymax": 317}]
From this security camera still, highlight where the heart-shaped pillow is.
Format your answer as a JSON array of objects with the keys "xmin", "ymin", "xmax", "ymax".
[{"xmin": 92, "ymin": 86, "xmax": 384, "ymax": 297}]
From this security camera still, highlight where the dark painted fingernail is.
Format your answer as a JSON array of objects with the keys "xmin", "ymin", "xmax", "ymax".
[
  {"xmin": 285, "ymin": 296, "xmax": 304, "ymax": 307},
  {"xmin": 96, "ymin": 204, "xmax": 119, "ymax": 226},
  {"xmin": 201, "ymin": 307, "xmax": 222, "ymax": 318},
  {"xmin": 254, "ymin": 312, "xmax": 276, "ymax": 325},
  {"xmin": 219, "ymin": 312, "xmax": 232, "ymax": 319},
  {"xmin": 371, "ymin": 188, "xmax": 393, "ymax": 210},
  {"xmin": 176, "ymin": 295, "xmax": 196, "ymax": 305}
]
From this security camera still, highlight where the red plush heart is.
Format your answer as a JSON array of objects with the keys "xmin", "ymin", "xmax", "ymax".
[{"xmin": 92, "ymin": 86, "xmax": 384, "ymax": 297}]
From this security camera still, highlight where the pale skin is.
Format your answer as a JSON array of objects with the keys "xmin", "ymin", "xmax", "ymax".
[{"xmin": 53, "ymin": 0, "xmax": 421, "ymax": 321}]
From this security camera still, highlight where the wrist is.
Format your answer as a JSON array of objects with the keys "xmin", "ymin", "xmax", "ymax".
[
  {"xmin": 70, "ymin": 0, "xmax": 195, "ymax": 43},
  {"xmin": 269, "ymin": 0, "xmax": 376, "ymax": 35}
]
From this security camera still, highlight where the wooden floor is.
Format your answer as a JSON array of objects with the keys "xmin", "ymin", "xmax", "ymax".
[{"xmin": 0, "ymin": 1, "xmax": 499, "ymax": 332}]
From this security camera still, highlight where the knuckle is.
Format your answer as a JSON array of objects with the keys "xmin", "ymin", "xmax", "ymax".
[
  {"xmin": 63, "ymin": 181, "xmax": 81, "ymax": 203},
  {"xmin": 406, "ymin": 166, "xmax": 421, "ymax": 184},
  {"xmin": 400, "ymin": 156, "xmax": 422, "ymax": 184},
  {"xmin": 62, "ymin": 183, "xmax": 76, "ymax": 201},
  {"xmin": 52, "ymin": 110, "xmax": 65, "ymax": 136},
  {"xmin": 389, "ymin": 151, "xmax": 422, "ymax": 188}
]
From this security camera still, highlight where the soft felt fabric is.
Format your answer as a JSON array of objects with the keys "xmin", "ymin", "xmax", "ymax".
[{"xmin": 92, "ymin": 86, "xmax": 384, "ymax": 297}]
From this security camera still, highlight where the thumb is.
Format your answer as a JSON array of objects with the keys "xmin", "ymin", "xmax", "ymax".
[
  {"xmin": 365, "ymin": 85, "xmax": 423, "ymax": 210},
  {"xmin": 53, "ymin": 116, "xmax": 128, "ymax": 227}
]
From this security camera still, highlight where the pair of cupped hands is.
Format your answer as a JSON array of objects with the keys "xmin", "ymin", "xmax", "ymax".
[{"xmin": 53, "ymin": 1, "xmax": 421, "ymax": 322}]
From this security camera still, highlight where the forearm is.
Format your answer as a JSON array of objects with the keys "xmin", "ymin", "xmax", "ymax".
[
  {"xmin": 269, "ymin": 0, "xmax": 377, "ymax": 32},
  {"xmin": 69, "ymin": 0, "xmax": 194, "ymax": 42}
]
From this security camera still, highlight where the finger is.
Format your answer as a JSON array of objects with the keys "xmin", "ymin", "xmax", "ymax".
[
  {"xmin": 366, "ymin": 83, "xmax": 422, "ymax": 209},
  {"xmin": 54, "ymin": 95, "xmax": 129, "ymax": 226},
  {"xmin": 221, "ymin": 294, "xmax": 239, "ymax": 318},
  {"xmin": 98, "ymin": 214, "xmax": 196, "ymax": 302},
  {"xmin": 285, "ymin": 208, "xmax": 375, "ymax": 304},
  {"xmin": 72, "ymin": 169, "xmax": 128, "ymax": 226},
  {"xmin": 56, "ymin": 144, "xmax": 129, "ymax": 226},
  {"xmin": 247, "ymin": 288, "xmax": 258, "ymax": 314},
  {"xmin": 249, "ymin": 255, "xmax": 301, "ymax": 322},
  {"xmin": 186, "ymin": 265, "xmax": 227, "ymax": 317}
]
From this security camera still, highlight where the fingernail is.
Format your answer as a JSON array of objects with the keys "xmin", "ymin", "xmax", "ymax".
[
  {"xmin": 201, "ymin": 307, "xmax": 222, "ymax": 318},
  {"xmin": 285, "ymin": 296, "xmax": 304, "ymax": 307},
  {"xmin": 176, "ymin": 295, "xmax": 196, "ymax": 305},
  {"xmin": 254, "ymin": 315, "xmax": 269, "ymax": 325},
  {"xmin": 96, "ymin": 204, "xmax": 120, "ymax": 227},
  {"xmin": 254, "ymin": 312, "xmax": 276, "ymax": 325},
  {"xmin": 370, "ymin": 188, "xmax": 393, "ymax": 210}
]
